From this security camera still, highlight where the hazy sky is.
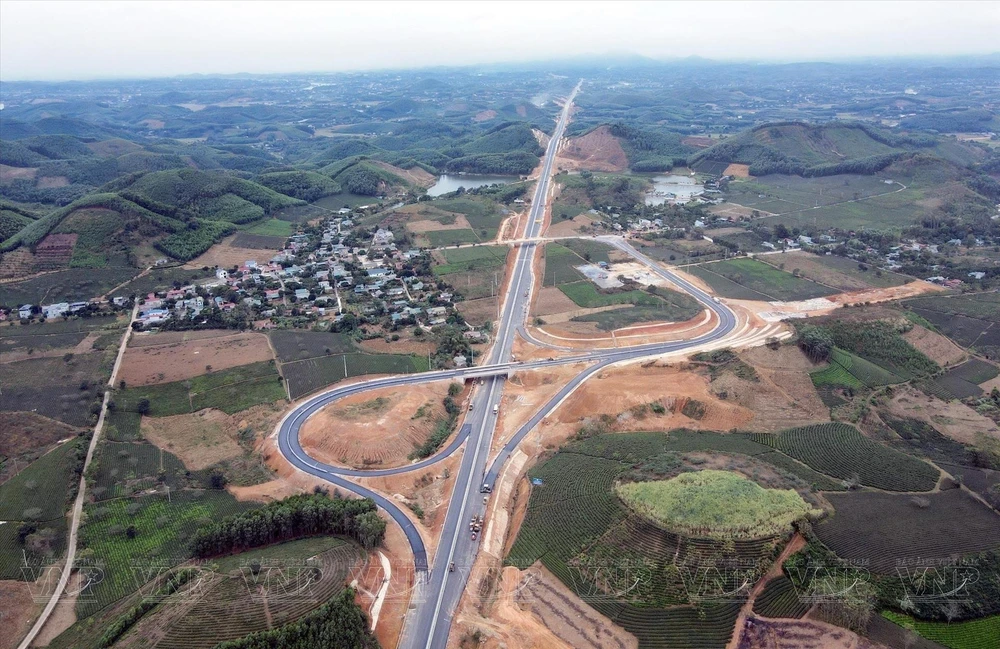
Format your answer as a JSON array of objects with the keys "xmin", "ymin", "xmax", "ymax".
[{"xmin": 1, "ymin": 1, "xmax": 998, "ymax": 81}]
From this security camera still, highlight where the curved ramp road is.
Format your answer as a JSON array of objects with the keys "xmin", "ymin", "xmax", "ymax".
[{"xmin": 275, "ymin": 82, "xmax": 746, "ymax": 649}]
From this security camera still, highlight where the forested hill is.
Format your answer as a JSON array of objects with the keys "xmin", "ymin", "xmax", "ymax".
[{"xmin": 689, "ymin": 121, "xmax": 936, "ymax": 177}]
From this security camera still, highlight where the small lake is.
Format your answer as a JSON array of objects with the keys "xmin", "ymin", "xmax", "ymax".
[
  {"xmin": 427, "ymin": 174, "xmax": 518, "ymax": 197},
  {"xmin": 645, "ymin": 174, "xmax": 705, "ymax": 206}
]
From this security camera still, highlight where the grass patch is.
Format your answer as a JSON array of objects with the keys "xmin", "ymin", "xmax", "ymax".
[
  {"xmin": 617, "ymin": 470, "xmax": 816, "ymax": 540},
  {"xmin": 117, "ymin": 361, "xmax": 286, "ymax": 416},
  {"xmin": 690, "ymin": 258, "xmax": 837, "ymax": 301},
  {"xmin": 241, "ymin": 218, "xmax": 294, "ymax": 237}
]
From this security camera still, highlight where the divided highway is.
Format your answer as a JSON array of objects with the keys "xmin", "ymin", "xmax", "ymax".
[{"xmin": 275, "ymin": 82, "xmax": 744, "ymax": 649}]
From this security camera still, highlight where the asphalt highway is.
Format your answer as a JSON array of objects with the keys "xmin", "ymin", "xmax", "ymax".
[{"xmin": 275, "ymin": 81, "xmax": 743, "ymax": 649}]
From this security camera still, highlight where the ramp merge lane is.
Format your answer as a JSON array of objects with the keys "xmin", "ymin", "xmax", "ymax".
[{"xmin": 274, "ymin": 81, "xmax": 742, "ymax": 649}]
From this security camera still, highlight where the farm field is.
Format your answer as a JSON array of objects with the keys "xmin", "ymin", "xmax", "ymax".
[
  {"xmin": 107, "ymin": 267, "xmax": 215, "ymax": 299},
  {"xmin": 725, "ymin": 171, "xmax": 942, "ymax": 231},
  {"xmin": 432, "ymin": 244, "xmax": 508, "ymax": 300},
  {"xmin": 0, "ymin": 437, "xmax": 84, "ymax": 579},
  {"xmin": 118, "ymin": 331, "xmax": 274, "ymax": 386},
  {"xmin": 0, "ymin": 411, "xmax": 80, "ymax": 483},
  {"xmin": 0, "ymin": 315, "xmax": 119, "ymax": 353},
  {"xmin": 268, "ymin": 329, "xmax": 429, "ymax": 398},
  {"xmin": 687, "ymin": 258, "xmax": 838, "ymax": 301},
  {"xmin": 74, "ymin": 489, "xmax": 259, "ymax": 618},
  {"xmin": 758, "ymin": 251, "xmax": 909, "ymax": 291},
  {"xmin": 921, "ymin": 358, "xmax": 999, "ymax": 401},
  {"xmin": 815, "ymin": 490, "xmax": 1000, "ymax": 574},
  {"xmin": 881, "ymin": 611, "xmax": 1000, "ymax": 649},
  {"xmin": 281, "ymin": 352, "xmax": 430, "ymax": 400},
  {"xmin": 107, "ymin": 539, "xmax": 363, "ymax": 649},
  {"xmin": 905, "ymin": 294, "xmax": 1000, "ymax": 360},
  {"xmin": 762, "ymin": 422, "xmax": 939, "ymax": 491},
  {"xmin": 0, "ymin": 353, "xmax": 108, "ymax": 426},
  {"xmin": 116, "ymin": 360, "xmax": 286, "ymax": 416},
  {"xmin": 0, "ymin": 267, "xmax": 139, "ymax": 306},
  {"xmin": 240, "ymin": 217, "xmax": 294, "ymax": 237},
  {"xmin": 506, "ymin": 430, "xmax": 834, "ymax": 649},
  {"xmin": 751, "ymin": 576, "xmax": 810, "ymax": 619}
]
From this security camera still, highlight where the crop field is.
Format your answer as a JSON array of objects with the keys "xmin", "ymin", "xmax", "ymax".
[
  {"xmin": 937, "ymin": 463, "xmax": 1000, "ymax": 502},
  {"xmin": 117, "ymin": 360, "xmax": 286, "ymax": 416},
  {"xmin": 0, "ymin": 438, "xmax": 82, "ymax": 578},
  {"xmin": 821, "ymin": 320, "xmax": 941, "ymax": 380},
  {"xmin": 810, "ymin": 347, "xmax": 900, "ymax": 390},
  {"xmin": 432, "ymin": 197, "xmax": 504, "ymax": 238},
  {"xmin": 0, "ymin": 353, "xmax": 107, "ymax": 427},
  {"xmin": 541, "ymin": 242, "xmax": 586, "ymax": 286},
  {"xmin": 281, "ymin": 352, "xmax": 430, "ymax": 399},
  {"xmin": 906, "ymin": 294, "xmax": 1000, "ymax": 359},
  {"xmin": 89, "ymin": 440, "xmax": 188, "ymax": 500},
  {"xmin": 727, "ymin": 174, "xmax": 931, "ymax": 231},
  {"xmin": 809, "ymin": 352, "xmax": 865, "ymax": 391},
  {"xmin": 107, "ymin": 267, "xmax": 213, "ymax": 299},
  {"xmin": 241, "ymin": 217, "xmax": 294, "ymax": 237},
  {"xmin": 268, "ymin": 330, "xmax": 356, "ymax": 363},
  {"xmin": 0, "ymin": 267, "xmax": 138, "ymax": 305},
  {"xmin": 688, "ymin": 258, "xmax": 837, "ymax": 302},
  {"xmin": 752, "ymin": 576, "xmax": 810, "ymax": 619},
  {"xmin": 432, "ymin": 244, "xmax": 508, "ymax": 275},
  {"xmin": 815, "ymin": 490, "xmax": 1000, "ymax": 573},
  {"xmin": 506, "ymin": 430, "xmax": 817, "ymax": 649},
  {"xmin": 425, "ymin": 228, "xmax": 482, "ymax": 246},
  {"xmin": 921, "ymin": 358, "xmax": 999, "ymax": 401},
  {"xmin": 572, "ymin": 304, "xmax": 702, "ymax": 331},
  {"xmin": 126, "ymin": 540, "xmax": 362, "ymax": 649},
  {"xmin": 765, "ymin": 423, "xmax": 939, "ymax": 491},
  {"xmin": 759, "ymin": 251, "xmax": 909, "ymax": 291},
  {"xmin": 882, "ymin": 611, "xmax": 1000, "ymax": 649},
  {"xmin": 229, "ymin": 232, "xmax": 286, "ymax": 249},
  {"xmin": 883, "ymin": 416, "xmax": 976, "ymax": 467},
  {"xmin": 0, "ymin": 315, "xmax": 119, "ymax": 352},
  {"xmin": 76, "ymin": 489, "xmax": 259, "ymax": 618},
  {"xmin": 432, "ymin": 245, "xmax": 508, "ymax": 300},
  {"xmin": 102, "ymin": 410, "xmax": 143, "ymax": 441}
]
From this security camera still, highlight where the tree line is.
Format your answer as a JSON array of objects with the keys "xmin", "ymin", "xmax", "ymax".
[{"xmin": 189, "ymin": 493, "xmax": 386, "ymax": 557}]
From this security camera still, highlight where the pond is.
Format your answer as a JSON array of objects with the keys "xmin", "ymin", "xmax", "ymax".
[
  {"xmin": 645, "ymin": 174, "xmax": 705, "ymax": 205},
  {"xmin": 426, "ymin": 174, "xmax": 518, "ymax": 197}
]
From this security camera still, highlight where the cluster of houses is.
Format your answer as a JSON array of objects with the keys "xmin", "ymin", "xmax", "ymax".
[
  {"xmin": 2, "ymin": 300, "xmax": 95, "ymax": 322},
  {"xmin": 130, "ymin": 216, "xmax": 485, "ymax": 336}
]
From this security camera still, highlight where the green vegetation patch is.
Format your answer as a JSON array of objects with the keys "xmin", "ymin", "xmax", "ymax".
[
  {"xmin": 432, "ymin": 244, "xmax": 507, "ymax": 275},
  {"xmin": 241, "ymin": 217, "xmax": 294, "ymax": 237},
  {"xmin": 882, "ymin": 611, "xmax": 1000, "ymax": 649},
  {"xmin": 690, "ymin": 258, "xmax": 837, "ymax": 301},
  {"xmin": 0, "ymin": 353, "xmax": 108, "ymax": 427},
  {"xmin": 0, "ymin": 267, "xmax": 139, "ymax": 307},
  {"xmin": 770, "ymin": 423, "xmax": 939, "ymax": 491},
  {"xmin": 281, "ymin": 353, "xmax": 430, "ymax": 400},
  {"xmin": 117, "ymin": 360, "xmax": 286, "ymax": 416},
  {"xmin": 617, "ymin": 470, "xmax": 816, "ymax": 540},
  {"xmin": 752, "ymin": 576, "xmax": 810, "ymax": 619},
  {"xmin": 76, "ymin": 489, "xmax": 259, "ymax": 617}
]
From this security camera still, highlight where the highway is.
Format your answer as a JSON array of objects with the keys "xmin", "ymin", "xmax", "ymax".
[{"xmin": 274, "ymin": 81, "xmax": 748, "ymax": 649}]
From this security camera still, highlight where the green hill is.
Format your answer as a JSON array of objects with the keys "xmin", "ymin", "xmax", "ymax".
[
  {"xmin": 119, "ymin": 168, "xmax": 304, "ymax": 216},
  {"xmin": 691, "ymin": 121, "xmax": 934, "ymax": 177}
]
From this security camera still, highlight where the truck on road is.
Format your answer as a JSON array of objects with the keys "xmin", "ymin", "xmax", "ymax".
[{"xmin": 492, "ymin": 404, "xmax": 499, "ymax": 414}]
